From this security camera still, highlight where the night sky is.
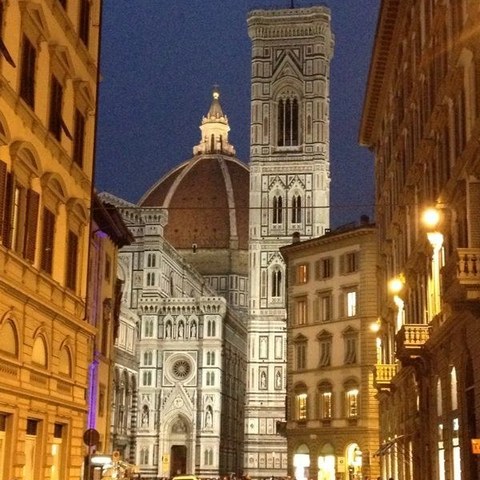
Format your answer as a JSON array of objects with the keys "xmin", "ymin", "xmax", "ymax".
[{"xmin": 95, "ymin": 0, "xmax": 380, "ymax": 228}]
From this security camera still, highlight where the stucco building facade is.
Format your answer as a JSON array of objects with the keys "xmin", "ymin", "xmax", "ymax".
[
  {"xmin": 0, "ymin": 1, "xmax": 102, "ymax": 479},
  {"xmin": 281, "ymin": 222, "xmax": 379, "ymax": 480}
]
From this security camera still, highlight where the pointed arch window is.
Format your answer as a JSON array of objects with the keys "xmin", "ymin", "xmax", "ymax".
[
  {"xmin": 292, "ymin": 195, "xmax": 302, "ymax": 224},
  {"xmin": 273, "ymin": 195, "xmax": 283, "ymax": 224},
  {"xmin": 207, "ymin": 320, "xmax": 216, "ymax": 337},
  {"xmin": 141, "ymin": 405, "xmax": 149, "ymax": 426},
  {"xmin": 278, "ymin": 96, "xmax": 299, "ymax": 146},
  {"xmin": 271, "ymin": 268, "xmax": 282, "ymax": 298},
  {"xmin": 204, "ymin": 448, "xmax": 213, "ymax": 466},
  {"xmin": 143, "ymin": 350, "xmax": 153, "ymax": 366}
]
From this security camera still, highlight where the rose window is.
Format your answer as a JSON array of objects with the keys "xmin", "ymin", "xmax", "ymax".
[{"xmin": 172, "ymin": 359, "xmax": 191, "ymax": 380}]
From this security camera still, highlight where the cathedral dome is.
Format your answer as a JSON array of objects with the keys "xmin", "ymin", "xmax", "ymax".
[
  {"xmin": 139, "ymin": 89, "xmax": 249, "ymax": 253},
  {"xmin": 139, "ymin": 155, "xmax": 249, "ymax": 251}
]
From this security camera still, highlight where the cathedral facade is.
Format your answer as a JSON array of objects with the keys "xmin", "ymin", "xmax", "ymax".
[
  {"xmin": 107, "ymin": 5, "xmax": 334, "ymax": 480},
  {"xmin": 104, "ymin": 88, "xmax": 248, "ymax": 479}
]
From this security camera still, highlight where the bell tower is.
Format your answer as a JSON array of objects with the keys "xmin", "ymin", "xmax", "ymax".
[{"xmin": 245, "ymin": 6, "xmax": 334, "ymax": 478}]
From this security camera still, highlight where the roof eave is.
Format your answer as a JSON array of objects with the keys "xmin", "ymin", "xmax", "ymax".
[{"xmin": 359, "ymin": 0, "xmax": 402, "ymax": 148}]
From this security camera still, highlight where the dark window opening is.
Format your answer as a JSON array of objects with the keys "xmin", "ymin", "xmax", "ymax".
[
  {"xmin": 273, "ymin": 195, "xmax": 283, "ymax": 224},
  {"xmin": 292, "ymin": 195, "xmax": 302, "ymax": 223},
  {"xmin": 41, "ymin": 208, "xmax": 55, "ymax": 274},
  {"xmin": 49, "ymin": 76, "xmax": 63, "ymax": 140},
  {"xmin": 19, "ymin": 35, "xmax": 36, "ymax": 107},
  {"xmin": 66, "ymin": 230, "xmax": 78, "ymax": 290},
  {"xmin": 73, "ymin": 109, "xmax": 86, "ymax": 166},
  {"xmin": 79, "ymin": 0, "xmax": 90, "ymax": 46},
  {"xmin": 278, "ymin": 96, "xmax": 299, "ymax": 146}
]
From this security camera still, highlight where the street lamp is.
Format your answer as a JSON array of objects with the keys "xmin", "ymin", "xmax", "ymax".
[
  {"xmin": 388, "ymin": 275, "xmax": 405, "ymax": 333},
  {"xmin": 422, "ymin": 207, "xmax": 444, "ymax": 322}
]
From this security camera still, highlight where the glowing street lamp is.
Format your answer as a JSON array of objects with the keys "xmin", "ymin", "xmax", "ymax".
[
  {"xmin": 422, "ymin": 207, "xmax": 440, "ymax": 230},
  {"xmin": 422, "ymin": 207, "xmax": 444, "ymax": 321},
  {"xmin": 388, "ymin": 275, "xmax": 405, "ymax": 333}
]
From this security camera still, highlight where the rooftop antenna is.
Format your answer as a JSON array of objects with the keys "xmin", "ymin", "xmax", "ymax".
[{"xmin": 290, "ymin": 0, "xmax": 295, "ymax": 7}]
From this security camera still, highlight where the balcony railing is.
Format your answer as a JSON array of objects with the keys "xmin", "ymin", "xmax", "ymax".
[
  {"xmin": 443, "ymin": 248, "xmax": 480, "ymax": 302},
  {"xmin": 396, "ymin": 324, "xmax": 430, "ymax": 362},
  {"xmin": 374, "ymin": 363, "xmax": 398, "ymax": 390}
]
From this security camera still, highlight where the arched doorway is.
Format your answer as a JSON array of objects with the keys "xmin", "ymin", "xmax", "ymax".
[
  {"xmin": 293, "ymin": 444, "xmax": 310, "ymax": 480},
  {"xmin": 345, "ymin": 443, "xmax": 362, "ymax": 480},
  {"xmin": 318, "ymin": 443, "xmax": 335, "ymax": 480},
  {"xmin": 171, "ymin": 445, "xmax": 187, "ymax": 476},
  {"xmin": 169, "ymin": 416, "xmax": 190, "ymax": 476}
]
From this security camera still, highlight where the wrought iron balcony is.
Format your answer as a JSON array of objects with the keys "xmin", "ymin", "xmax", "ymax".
[
  {"xmin": 395, "ymin": 324, "xmax": 430, "ymax": 362},
  {"xmin": 374, "ymin": 363, "xmax": 398, "ymax": 391},
  {"xmin": 443, "ymin": 248, "xmax": 480, "ymax": 302}
]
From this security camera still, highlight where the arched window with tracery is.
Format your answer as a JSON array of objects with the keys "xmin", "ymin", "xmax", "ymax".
[
  {"xmin": 271, "ymin": 268, "xmax": 282, "ymax": 298},
  {"xmin": 277, "ymin": 94, "xmax": 299, "ymax": 146},
  {"xmin": 291, "ymin": 194, "xmax": 302, "ymax": 224},
  {"xmin": 273, "ymin": 195, "xmax": 283, "ymax": 224}
]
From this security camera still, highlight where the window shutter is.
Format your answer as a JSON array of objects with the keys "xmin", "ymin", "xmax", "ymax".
[
  {"xmin": 338, "ymin": 292, "xmax": 344, "ymax": 317},
  {"xmin": 313, "ymin": 297, "xmax": 319, "ymax": 322},
  {"xmin": 24, "ymin": 189, "xmax": 39, "ymax": 262},
  {"xmin": 49, "ymin": 76, "xmax": 63, "ymax": 140},
  {"xmin": 2, "ymin": 170, "xmax": 13, "ymax": 248},
  {"xmin": 0, "ymin": 160, "xmax": 6, "ymax": 237},
  {"xmin": 314, "ymin": 260, "xmax": 320, "ymax": 280},
  {"xmin": 41, "ymin": 208, "xmax": 55, "ymax": 273},
  {"xmin": 339, "ymin": 254, "xmax": 345, "ymax": 274},
  {"xmin": 66, "ymin": 230, "xmax": 79, "ymax": 290},
  {"xmin": 73, "ymin": 110, "xmax": 85, "ymax": 167}
]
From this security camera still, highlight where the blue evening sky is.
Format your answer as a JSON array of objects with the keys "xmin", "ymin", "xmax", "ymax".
[{"xmin": 95, "ymin": 0, "xmax": 380, "ymax": 228}]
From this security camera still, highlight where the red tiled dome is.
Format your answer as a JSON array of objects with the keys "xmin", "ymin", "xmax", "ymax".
[{"xmin": 139, "ymin": 155, "xmax": 249, "ymax": 251}]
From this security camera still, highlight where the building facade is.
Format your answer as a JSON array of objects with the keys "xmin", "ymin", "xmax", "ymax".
[
  {"xmin": 360, "ymin": 1, "xmax": 480, "ymax": 479},
  {"xmin": 245, "ymin": 6, "xmax": 334, "ymax": 478},
  {"xmin": 0, "ymin": 1, "xmax": 102, "ymax": 479},
  {"xmin": 281, "ymin": 221, "xmax": 379, "ymax": 480},
  {"xmin": 86, "ymin": 195, "xmax": 133, "ymax": 460}
]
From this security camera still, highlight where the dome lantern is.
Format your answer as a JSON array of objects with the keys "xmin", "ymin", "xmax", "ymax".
[{"xmin": 193, "ymin": 87, "xmax": 236, "ymax": 156}]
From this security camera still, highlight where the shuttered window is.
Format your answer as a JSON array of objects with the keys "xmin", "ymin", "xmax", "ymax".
[
  {"xmin": 66, "ymin": 230, "xmax": 78, "ymax": 290},
  {"xmin": 49, "ymin": 76, "xmax": 63, "ymax": 140},
  {"xmin": 41, "ymin": 208, "xmax": 55, "ymax": 274},
  {"xmin": 23, "ymin": 189, "xmax": 39, "ymax": 262},
  {"xmin": 0, "ymin": 160, "xmax": 7, "ymax": 244},
  {"xmin": 1, "ymin": 168, "xmax": 12, "ymax": 248},
  {"xmin": 19, "ymin": 35, "xmax": 36, "ymax": 108},
  {"xmin": 73, "ymin": 109, "xmax": 86, "ymax": 167},
  {"xmin": 1, "ymin": 168, "xmax": 38, "ymax": 262},
  {"xmin": 79, "ymin": 0, "xmax": 90, "ymax": 46}
]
